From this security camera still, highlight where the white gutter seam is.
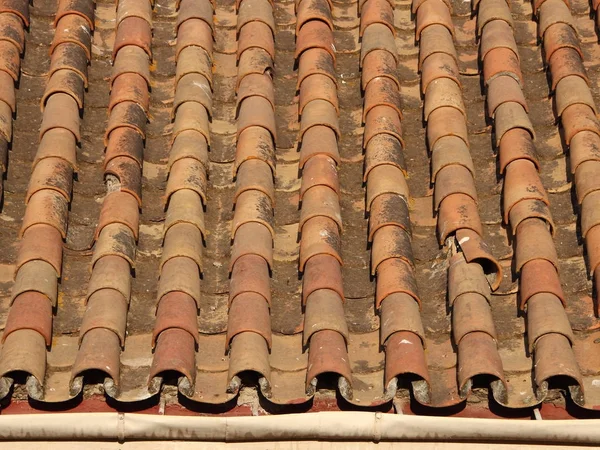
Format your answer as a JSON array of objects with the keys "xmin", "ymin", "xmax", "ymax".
[{"xmin": 118, "ymin": 412, "xmax": 125, "ymax": 442}]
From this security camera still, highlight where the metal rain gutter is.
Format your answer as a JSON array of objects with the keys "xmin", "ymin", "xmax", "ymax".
[{"xmin": 0, "ymin": 412, "xmax": 599, "ymax": 444}]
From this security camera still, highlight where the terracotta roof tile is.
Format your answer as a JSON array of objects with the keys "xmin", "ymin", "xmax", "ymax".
[
  {"xmin": 0, "ymin": 0, "xmax": 28, "ymax": 25},
  {"xmin": 360, "ymin": 22, "xmax": 397, "ymax": 64},
  {"xmin": 581, "ymin": 190, "xmax": 600, "ymax": 238},
  {"xmin": 456, "ymin": 228, "xmax": 502, "ymax": 290},
  {"xmin": 302, "ymin": 254, "xmax": 344, "ymax": 303},
  {"xmin": 368, "ymin": 194, "xmax": 411, "ymax": 241},
  {"xmin": 4, "ymin": 292, "xmax": 53, "ymax": 346},
  {"xmin": 297, "ymin": 48, "xmax": 336, "ymax": 87},
  {"xmin": 299, "ymin": 73, "xmax": 338, "ymax": 113},
  {"xmin": 49, "ymin": 42, "xmax": 88, "ymax": 86},
  {"xmin": 55, "ymin": 0, "xmax": 92, "ymax": 29},
  {"xmin": 80, "ymin": 289, "xmax": 128, "ymax": 346},
  {"xmin": 231, "ymin": 221, "xmax": 273, "ymax": 270},
  {"xmin": 51, "ymin": 15, "xmax": 91, "ymax": 58},
  {"xmin": 26, "ymin": 157, "xmax": 73, "ymax": 203},
  {"xmin": 569, "ymin": 130, "xmax": 600, "ymax": 173},
  {"xmin": 0, "ymin": 0, "xmax": 600, "ymax": 420},
  {"xmin": 498, "ymin": 128, "xmax": 539, "ymax": 174},
  {"xmin": 232, "ymin": 189, "xmax": 274, "ymax": 236},
  {"xmin": 420, "ymin": 52, "xmax": 460, "ymax": 94},
  {"xmin": 535, "ymin": 2, "xmax": 600, "ymax": 355},
  {"xmin": 43, "ymin": 69, "xmax": 85, "ymax": 111},
  {"xmin": 11, "ymin": 260, "xmax": 57, "ymax": 306},
  {"xmin": 548, "ymin": 47, "xmax": 589, "ymax": 90},
  {"xmin": 65, "ymin": 0, "xmax": 146, "ymax": 398},
  {"xmin": 562, "ymin": 103, "xmax": 600, "ymax": 144},
  {"xmin": 359, "ymin": 0, "xmax": 394, "ymax": 36},
  {"xmin": 72, "ymin": 327, "xmax": 121, "ymax": 396},
  {"xmin": 35, "ymin": 128, "xmax": 78, "ymax": 170},
  {"xmin": 415, "ymin": 0, "xmax": 454, "ymax": 40},
  {"xmin": 418, "ymin": 24, "xmax": 456, "ymax": 68},
  {"xmin": 366, "ymin": 164, "xmax": 408, "ymax": 209},
  {"xmin": 364, "ymin": 104, "xmax": 403, "ymax": 147},
  {"xmin": 238, "ymin": 21, "xmax": 275, "ymax": 60},
  {"xmin": 0, "ymin": 330, "xmax": 46, "ymax": 399},
  {"xmin": 295, "ymin": 20, "xmax": 335, "ymax": 61},
  {"xmin": 575, "ymin": 160, "xmax": 600, "ymax": 204},
  {"xmin": 555, "ymin": 75, "xmax": 598, "ymax": 116},
  {"xmin": 15, "ymin": 225, "xmax": 62, "ymax": 280},
  {"xmin": 235, "ymin": 126, "xmax": 276, "ymax": 172},
  {"xmin": 176, "ymin": 18, "xmax": 213, "ymax": 58},
  {"xmin": 303, "ymin": 289, "xmax": 349, "ymax": 345},
  {"xmin": 238, "ymin": 0, "xmax": 274, "ymax": 31},
  {"xmin": 87, "ymin": 255, "xmax": 131, "ymax": 303},
  {"xmin": 543, "ymin": 22, "xmax": 582, "ymax": 61},
  {"xmin": 433, "ymin": 164, "xmax": 477, "ymax": 210},
  {"xmin": 237, "ymin": 73, "xmax": 274, "ymax": 111},
  {"xmin": 364, "ymin": 133, "xmax": 406, "ymax": 177},
  {"xmin": 296, "ymin": 0, "xmax": 333, "ymax": 33},
  {"xmin": 480, "ymin": 19, "xmax": 519, "ymax": 61},
  {"xmin": 300, "ymin": 153, "xmax": 339, "ymax": 198},
  {"xmin": 176, "ymin": 0, "xmax": 211, "ymax": 30},
  {"xmin": 483, "ymin": 47, "xmax": 524, "ymax": 86},
  {"xmin": 20, "ymin": 190, "xmax": 69, "ymax": 238},
  {"xmin": 384, "ymin": 330, "xmax": 429, "ymax": 395},
  {"xmin": 538, "ymin": 0, "xmax": 576, "ymax": 36},
  {"xmin": 477, "ymin": 0, "xmax": 513, "ymax": 34}
]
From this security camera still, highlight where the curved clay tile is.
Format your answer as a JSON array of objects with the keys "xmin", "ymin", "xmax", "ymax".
[
  {"xmin": 486, "ymin": 75, "xmax": 528, "ymax": 118},
  {"xmin": 361, "ymin": 49, "xmax": 399, "ymax": 90},
  {"xmin": 79, "ymin": 289, "xmax": 128, "ymax": 346},
  {"xmin": 477, "ymin": 0, "xmax": 513, "ymax": 35},
  {"xmin": 15, "ymin": 224, "xmax": 63, "ymax": 277},
  {"xmin": 176, "ymin": 18, "xmax": 213, "ymax": 58},
  {"xmin": 296, "ymin": 0, "xmax": 333, "ymax": 34},
  {"xmin": 87, "ymin": 255, "xmax": 132, "ymax": 304},
  {"xmin": 51, "ymin": 14, "xmax": 92, "ymax": 59},
  {"xmin": 54, "ymin": 0, "xmax": 93, "ymax": 29},
  {"xmin": 50, "ymin": 42, "xmax": 89, "ymax": 86},
  {"xmin": 548, "ymin": 47, "xmax": 589, "ymax": 91},
  {"xmin": 555, "ymin": 75, "xmax": 598, "ymax": 117},
  {"xmin": 42, "ymin": 69, "xmax": 85, "ymax": 111},
  {"xmin": 431, "ymin": 136, "xmax": 474, "ymax": 181},
  {"xmin": 26, "ymin": 157, "xmax": 73, "ymax": 203},
  {"xmin": 11, "ymin": 260, "xmax": 58, "ymax": 307}
]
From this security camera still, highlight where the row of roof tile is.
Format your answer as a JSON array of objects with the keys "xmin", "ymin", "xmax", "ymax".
[
  {"xmin": 71, "ymin": 0, "xmax": 151, "ymax": 398},
  {"xmin": 536, "ymin": 0, "xmax": 600, "ymax": 407},
  {"xmin": 0, "ymin": 0, "xmax": 91, "ymax": 399},
  {"xmin": 295, "ymin": 0, "xmax": 351, "ymax": 396},
  {"xmin": 227, "ymin": 0, "xmax": 275, "ymax": 397},
  {"xmin": 148, "ymin": 0, "xmax": 212, "ymax": 397},
  {"xmin": 410, "ymin": 0, "xmax": 504, "ymax": 407}
]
